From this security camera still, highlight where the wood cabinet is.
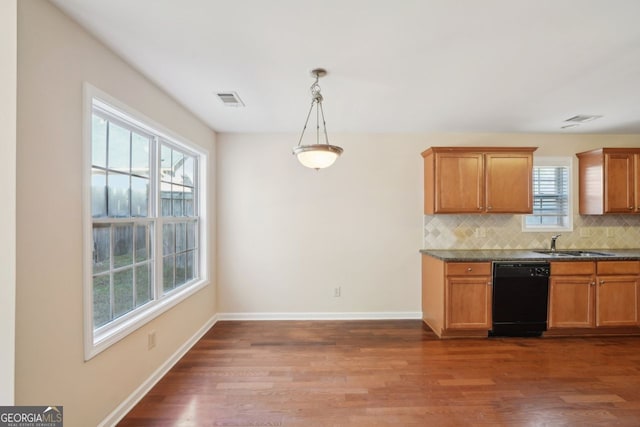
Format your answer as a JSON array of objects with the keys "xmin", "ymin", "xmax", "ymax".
[
  {"xmin": 422, "ymin": 256, "xmax": 491, "ymax": 337},
  {"xmin": 596, "ymin": 261, "xmax": 639, "ymax": 326},
  {"xmin": 422, "ymin": 147, "xmax": 536, "ymax": 214},
  {"xmin": 549, "ymin": 260, "xmax": 640, "ymax": 330},
  {"xmin": 576, "ymin": 148, "xmax": 640, "ymax": 214},
  {"xmin": 549, "ymin": 261, "xmax": 595, "ymax": 328}
]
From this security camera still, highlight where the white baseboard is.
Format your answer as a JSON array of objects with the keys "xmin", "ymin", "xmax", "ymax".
[
  {"xmin": 99, "ymin": 314, "xmax": 219, "ymax": 427},
  {"xmin": 216, "ymin": 311, "xmax": 422, "ymax": 321}
]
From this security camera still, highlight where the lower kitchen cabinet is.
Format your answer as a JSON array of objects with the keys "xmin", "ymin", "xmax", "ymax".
[
  {"xmin": 596, "ymin": 261, "xmax": 640, "ymax": 327},
  {"xmin": 549, "ymin": 260, "xmax": 640, "ymax": 331},
  {"xmin": 446, "ymin": 273, "xmax": 492, "ymax": 330},
  {"xmin": 422, "ymin": 255, "xmax": 491, "ymax": 337},
  {"xmin": 549, "ymin": 262, "xmax": 595, "ymax": 328}
]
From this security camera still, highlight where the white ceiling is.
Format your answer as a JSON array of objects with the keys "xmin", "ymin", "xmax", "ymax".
[{"xmin": 50, "ymin": 0, "xmax": 640, "ymax": 134}]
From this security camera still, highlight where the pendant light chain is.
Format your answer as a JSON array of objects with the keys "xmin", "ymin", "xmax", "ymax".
[
  {"xmin": 296, "ymin": 99, "xmax": 316, "ymax": 148},
  {"xmin": 318, "ymin": 102, "xmax": 330, "ymax": 146},
  {"xmin": 316, "ymin": 93, "xmax": 320, "ymax": 146},
  {"xmin": 296, "ymin": 73, "xmax": 325, "ymax": 148}
]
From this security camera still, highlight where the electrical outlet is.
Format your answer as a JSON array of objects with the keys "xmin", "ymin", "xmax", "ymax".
[
  {"xmin": 479, "ymin": 227, "xmax": 487, "ymax": 238},
  {"xmin": 148, "ymin": 331, "xmax": 156, "ymax": 350},
  {"xmin": 579, "ymin": 228, "xmax": 590, "ymax": 238},
  {"xmin": 606, "ymin": 227, "xmax": 615, "ymax": 237},
  {"xmin": 333, "ymin": 287, "xmax": 341, "ymax": 297}
]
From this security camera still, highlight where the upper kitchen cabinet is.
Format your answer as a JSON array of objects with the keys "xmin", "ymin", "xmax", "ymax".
[
  {"xmin": 422, "ymin": 147, "xmax": 537, "ymax": 214},
  {"xmin": 576, "ymin": 148, "xmax": 640, "ymax": 215}
]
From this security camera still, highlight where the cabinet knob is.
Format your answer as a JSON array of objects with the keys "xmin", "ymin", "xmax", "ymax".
[
  {"xmin": 600, "ymin": 280, "xmax": 605, "ymax": 285},
  {"xmin": 590, "ymin": 281, "xmax": 595, "ymax": 286},
  {"xmin": 487, "ymin": 206, "xmax": 493, "ymax": 210},
  {"xmin": 467, "ymin": 267, "xmax": 473, "ymax": 272},
  {"xmin": 629, "ymin": 207, "xmax": 634, "ymax": 210}
]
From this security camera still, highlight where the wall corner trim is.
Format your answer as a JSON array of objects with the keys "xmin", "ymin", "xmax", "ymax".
[{"xmin": 98, "ymin": 314, "xmax": 219, "ymax": 427}]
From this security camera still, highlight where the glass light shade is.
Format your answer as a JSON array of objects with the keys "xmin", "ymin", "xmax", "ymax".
[{"xmin": 293, "ymin": 144, "xmax": 343, "ymax": 170}]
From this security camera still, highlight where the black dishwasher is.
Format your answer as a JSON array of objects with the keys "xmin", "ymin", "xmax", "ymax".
[{"xmin": 490, "ymin": 262, "xmax": 550, "ymax": 337}]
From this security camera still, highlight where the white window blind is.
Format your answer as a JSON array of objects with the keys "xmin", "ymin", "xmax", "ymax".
[{"xmin": 523, "ymin": 158, "xmax": 572, "ymax": 231}]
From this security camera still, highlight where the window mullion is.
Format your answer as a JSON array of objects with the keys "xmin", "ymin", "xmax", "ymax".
[
  {"xmin": 132, "ymin": 223, "xmax": 137, "ymax": 308},
  {"xmin": 105, "ymin": 121, "xmax": 110, "ymax": 216},
  {"xmin": 194, "ymin": 154, "xmax": 200, "ymax": 280},
  {"xmin": 109, "ymin": 225, "xmax": 115, "ymax": 322},
  {"xmin": 153, "ymin": 136, "xmax": 163, "ymax": 301}
]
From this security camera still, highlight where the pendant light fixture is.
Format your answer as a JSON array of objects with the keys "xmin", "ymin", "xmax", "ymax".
[{"xmin": 292, "ymin": 68, "xmax": 343, "ymax": 170}]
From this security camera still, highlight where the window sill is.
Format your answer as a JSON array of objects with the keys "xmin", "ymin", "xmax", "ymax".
[
  {"xmin": 85, "ymin": 278, "xmax": 209, "ymax": 361},
  {"xmin": 521, "ymin": 225, "xmax": 574, "ymax": 233}
]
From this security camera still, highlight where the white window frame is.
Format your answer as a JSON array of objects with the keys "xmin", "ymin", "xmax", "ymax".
[
  {"xmin": 522, "ymin": 156, "xmax": 573, "ymax": 232},
  {"xmin": 82, "ymin": 83, "xmax": 209, "ymax": 360}
]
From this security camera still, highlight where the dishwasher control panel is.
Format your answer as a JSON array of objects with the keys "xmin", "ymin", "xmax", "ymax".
[
  {"xmin": 530, "ymin": 266, "xmax": 550, "ymax": 277},
  {"xmin": 492, "ymin": 262, "xmax": 550, "ymax": 278}
]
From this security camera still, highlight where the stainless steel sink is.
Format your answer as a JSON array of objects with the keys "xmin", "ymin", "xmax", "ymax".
[
  {"xmin": 533, "ymin": 250, "xmax": 614, "ymax": 257},
  {"xmin": 533, "ymin": 250, "xmax": 571, "ymax": 257}
]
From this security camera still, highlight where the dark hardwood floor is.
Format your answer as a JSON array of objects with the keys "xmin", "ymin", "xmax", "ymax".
[{"xmin": 118, "ymin": 320, "xmax": 640, "ymax": 426}]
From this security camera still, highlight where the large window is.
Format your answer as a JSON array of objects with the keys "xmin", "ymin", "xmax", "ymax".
[
  {"xmin": 523, "ymin": 157, "xmax": 572, "ymax": 232},
  {"xmin": 84, "ymin": 85, "xmax": 208, "ymax": 359}
]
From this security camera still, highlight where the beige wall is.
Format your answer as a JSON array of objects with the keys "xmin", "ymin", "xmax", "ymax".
[
  {"xmin": 217, "ymin": 133, "xmax": 424, "ymax": 316},
  {"xmin": 0, "ymin": 0, "xmax": 17, "ymax": 406},
  {"xmin": 217, "ymin": 132, "xmax": 640, "ymax": 316},
  {"xmin": 16, "ymin": 1, "xmax": 216, "ymax": 426}
]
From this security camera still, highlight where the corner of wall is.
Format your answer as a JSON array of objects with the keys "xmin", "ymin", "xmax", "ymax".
[{"xmin": 0, "ymin": 0, "xmax": 17, "ymax": 406}]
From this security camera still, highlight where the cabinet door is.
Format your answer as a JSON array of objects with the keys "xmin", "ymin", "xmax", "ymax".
[
  {"xmin": 548, "ymin": 276, "xmax": 595, "ymax": 328},
  {"xmin": 596, "ymin": 275, "xmax": 639, "ymax": 326},
  {"xmin": 445, "ymin": 276, "xmax": 491, "ymax": 329},
  {"xmin": 434, "ymin": 153, "xmax": 484, "ymax": 213},
  {"xmin": 485, "ymin": 153, "xmax": 533, "ymax": 213},
  {"xmin": 604, "ymin": 152, "xmax": 634, "ymax": 213}
]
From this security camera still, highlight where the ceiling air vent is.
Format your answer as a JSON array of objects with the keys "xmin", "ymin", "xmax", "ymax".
[
  {"xmin": 564, "ymin": 115, "xmax": 602, "ymax": 123},
  {"xmin": 216, "ymin": 91, "xmax": 245, "ymax": 107},
  {"xmin": 561, "ymin": 114, "xmax": 602, "ymax": 130}
]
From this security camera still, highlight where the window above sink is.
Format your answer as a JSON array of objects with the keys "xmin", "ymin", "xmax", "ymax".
[{"xmin": 523, "ymin": 156, "xmax": 573, "ymax": 233}]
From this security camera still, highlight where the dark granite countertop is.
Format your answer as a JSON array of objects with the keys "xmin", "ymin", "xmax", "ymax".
[{"xmin": 419, "ymin": 249, "xmax": 640, "ymax": 262}]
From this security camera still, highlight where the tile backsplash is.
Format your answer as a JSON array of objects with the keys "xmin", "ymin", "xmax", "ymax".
[{"xmin": 423, "ymin": 214, "xmax": 640, "ymax": 250}]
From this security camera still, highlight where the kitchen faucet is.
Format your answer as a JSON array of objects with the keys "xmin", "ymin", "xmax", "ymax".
[{"xmin": 550, "ymin": 234, "xmax": 561, "ymax": 252}]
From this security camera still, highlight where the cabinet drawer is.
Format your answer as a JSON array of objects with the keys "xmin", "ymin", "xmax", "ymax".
[
  {"xmin": 551, "ymin": 261, "xmax": 595, "ymax": 276},
  {"xmin": 446, "ymin": 262, "xmax": 491, "ymax": 276},
  {"xmin": 597, "ymin": 261, "xmax": 640, "ymax": 275}
]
